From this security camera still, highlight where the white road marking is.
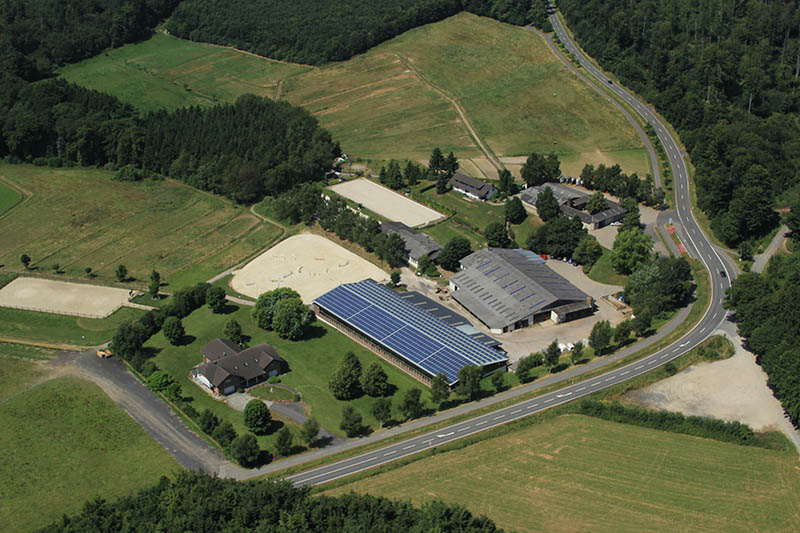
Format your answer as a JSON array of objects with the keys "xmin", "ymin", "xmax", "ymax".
[
  {"xmin": 620, "ymin": 371, "xmax": 630, "ymax": 376},
  {"xmin": 457, "ymin": 427, "xmax": 470, "ymax": 433},
  {"xmin": 436, "ymin": 432, "xmax": 454, "ymax": 438},
  {"xmin": 403, "ymin": 444, "xmax": 415, "ymax": 450},
  {"xmin": 511, "ymin": 409, "xmax": 522, "ymax": 415},
  {"xmin": 576, "ymin": 387, "xmax": 586, "ymax": 392},
  {"xmin": 493, "ymin": 415, "xmax": 505, "ymax": 420},
  {"xmin": 557, "ymin": 392, "xmax": 572, "ymax": 398},
  {"xmin": 605, "ymin": 377, "xmax": 614, "ymax": 382},
  {"xmin": 476, "ymin": 420, "xmax": 487, "ymax": 426},
  {"xmin": 544, "ymin": 398, "xmax": 554, "ymax": 403},
  {"xmin": 385, "ymin": 451, "xmax": 396, "ymax": 456}
]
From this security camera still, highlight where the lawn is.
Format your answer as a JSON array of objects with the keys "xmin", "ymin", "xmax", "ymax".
[
  {"xmin": 325, "ymin": 414, "xmax": 800, "ymax": 532},
  {"xmin": 0, "ymin": 306, "xmax": 143, "ymax": 346},
  {"xmin": 61, "ymin": 14, "xmax": 644, "ymax": 170},
  {"xmin": 0, "ymin": 358, "xmax": 179, "ymax": 533},
  {"xmin": 0, "ymin": 164, "xmax": 281, "ymax": 286},
  {"xmin": 0, "ymin": 180, "xmax": 21, "ymax": 215},
  {"xmin": 587, "ymin": 246, "xmax": 629, "ymax": 286},
  {"xmin": 413, "ymin": 185, "xmax": 505, "ymax": 232},
  {"xmin": 60, "ymin": 33, "xmax": 311, "ymax": 112},
  {"xmin": 145, "ymin": 305, "xmax": 433, "ymax": 448},
  {"xmin": 421, "ymin": 219, "xmax": 485, "ymax": 252},
  {"xmin": 0, "ymin": 341, "xmax": 58, "ymax": 360}
]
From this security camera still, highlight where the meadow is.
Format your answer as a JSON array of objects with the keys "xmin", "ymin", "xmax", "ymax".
[
  {"xmin": 61, "ymin": 14, "xmax": 648, "ymax": 175},
  {"xmin": 0, "ymin": 180, "xmax": 21, "ymax": 215},
  {"xmin": 145, "ymin": 304, "xmax": 434, "ymax": 449},
  {"xmin": 0, "ymin": 164, "xmax": 282, "ymax": 287},
  {"xmin": 0, "ymin": 358, "xmax": 179, "ymax": 533},
  {"xmin": 0, "ymin": 306, "xmax": 143, "ymax": 347},
  {"xmin": 325, "ymin": 414, "xmax": 800, "ymax": 532}
]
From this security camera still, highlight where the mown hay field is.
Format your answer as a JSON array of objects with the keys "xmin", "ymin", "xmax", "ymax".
[
  {"xmin": 0, "ymin": 164, "xmax": 282, "ymax": 287},
  {"xmin": 325, "ymin": 414, "xmax": 800, "ymax": 532}
]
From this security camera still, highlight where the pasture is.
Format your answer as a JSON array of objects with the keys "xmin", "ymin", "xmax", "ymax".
[
  {"xmin": 61, "ymin": 14, "xmax": 647, "ymax": 172},
  {"xmin": 325, "ymin": 414, "xmax": 800, "ymax": 532},
  {"xmin": 0, "ymin": 164, "xmax": 281, "ymax": 286},
  {"xmin": 328, "ymin": 179, "xmax": 444, "ymax": 227},
  {"xmin": 0, "ymin": 306, "xmax": 143, "ymax": 347},
  {"xmin": 0, "ymin": 180, "xmax": 21, "ymax": 215},
  {"xmin": 60, "ymin": 33, "xmax": 310, "ymax": 112},
  {"xmin": 230, "ymin": 233, "xmax": 387, "ymax": 302},
  {"xmin": 0, "ymin": 359, "xmax": 179, "ymax": 533},
  {"xmin": 0, "ymin": 277, "xmax": 132, "ymax": 318}
]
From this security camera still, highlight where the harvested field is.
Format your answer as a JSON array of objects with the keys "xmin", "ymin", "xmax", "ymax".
[
  {"xmin": 328, "ymin": 178, "xmax": 443, "ymax": 227},
  {"xmin": 230, "ymin": 233, "xmax": 387, "ymax": 302},
  {"xmin": 325, "ymin": 414, "xmax": 800, "ymax": 532},
  {"xmin": 0, "ymin": 277, "xmax": 132, "ymax": 318}
]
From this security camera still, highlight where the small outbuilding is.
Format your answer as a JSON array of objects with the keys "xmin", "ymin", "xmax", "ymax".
[
  {"xmin": 380, "ymin": 221, "xmax": 442, "ymax": 267},
  {"xmin": 193, "ymin": 339, "xmax": 284, "ymax": 396},
  {"xmin": 520, "ymin": 183, "xmax": 626, "ymax": 230}
]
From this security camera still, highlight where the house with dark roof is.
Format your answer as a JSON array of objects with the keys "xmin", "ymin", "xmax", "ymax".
[
  {"xmin": 192, "ymin": 339, "xmax": 284, "ymax": 396},
  {"xmin": 449, "ymin": 248, "xmax": 593, "ymax": 333},
  {"xmin": 449, "ymin": 172, "xmax": 497, "ymax": 201},
  {"xmin": 520, "ymin": 183, "xmax": 626, "ymax": 230},
  {"xmin": 380, "ymin": 221, "xmax": 442, "ymax": 267}
]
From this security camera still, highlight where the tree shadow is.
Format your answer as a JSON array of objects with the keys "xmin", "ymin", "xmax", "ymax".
[
  {"xmin": 256, "ymin": 450, "xmax": 273, "ymax": 467},
  {"xmin": 299, "ymin": 324, "xmax": 326, "ymax": 341},
  {"xmin": 221, "ymin": 303, "xmax": 239, "ymax": 315},
  {"xmin": 315, "ymin": 435, "xmax": 335, "ymax": 448},
  {"xmin": 550, "ymin": 363, "xmax": 570, "ymax": 374},
  {"xmin": 574, "ymin": 357, "xmax": 591, "ymax": 365},
  {"xmin": 382, "ymin": 383, "xmax": 398, "ymax": 397},
  {"xmin": 178, "ymin": 334, "xmax": 196, "ymax": 346}
]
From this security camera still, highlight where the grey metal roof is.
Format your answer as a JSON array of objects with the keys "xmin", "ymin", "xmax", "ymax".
[
  {"xmin": 450, "ymin": 248, "xmax": 589, "ymax": 329},
  {"xmin": 397, "ymin": 291, "xmax": 502, "ymax": 348},
  {"xmin": 563, "ymin": 197, "xmax": 627, "ymax": 226},
  {"xmin": 201, "ymin": 338, "xmax": 242, "ymax": 362},
  {"xmin": 197, "ymin": 341, "xmax": 283, "ymax": 385},
  {"xmin": 519, "ymin": 183, "xmax": 585, "ymax": 206},
  {"xmin": 448, "ymin": 173, "xmax": 495, "ymax": 198},
  {"xmin": 380, "ymin": 221, "xmax": 442, "ymax": 262}
]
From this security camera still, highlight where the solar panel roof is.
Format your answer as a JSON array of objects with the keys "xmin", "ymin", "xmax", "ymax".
[{"xmin": 314, "ymin": 279, "xmax": 508, "ymax": 385}]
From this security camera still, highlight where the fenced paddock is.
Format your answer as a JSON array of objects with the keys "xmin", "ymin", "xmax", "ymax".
[
  {"xmin": 230, "ymin": 233, "xmax": 387, "ymax": 303},
  {"xmin": 328, "ymin": 178, "xmax": 444, "ymax": 227},
  {"xmin": 0, "ymin": 277, "xmax": 133, "ymax": 318}
]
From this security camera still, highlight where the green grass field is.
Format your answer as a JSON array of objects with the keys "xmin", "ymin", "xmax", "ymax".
[
  {"xmin": 0, "ymin": 341, "xmax": 58, "ymax": 360},
  {"xmin": 61, "ymin": 33, "xmax": 311, "ymax": 112},
  {"xmin": 587, "ymin": 247, "xmax": 629, "ymax": 286},
  {"xmin": 0, "ymin": 306, "xmax": 143, "ymax": 346},
  {"xmin": 325, "ymin": 414, "xmax": 800, "ymax": 532},
  {"xmin": 61, "ymin": 14, "xmax": 647, "ymax": 172},
  {"xmin": 146, "ymin": 304, "xmax": 433, "ymax": 447},
  {"xmin": 0, "ymin": 164, "xmax": 281, "ymax": 286},
  {"xmin": 0, "ymin": 358, "xmax": 179, "ymax": 533},
  {"xmin": 0, "ymin": 180, "xmax": 21, "ymax": 215}
]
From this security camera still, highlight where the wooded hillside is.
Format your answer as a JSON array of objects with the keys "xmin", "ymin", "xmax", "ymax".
[
  {"xmin": 166, "ymin": 0, "xmax": 532, "ymax": 65},
  {"xmin": 558, "ymin": 0, "xmax": 800, "ymax": 246}
]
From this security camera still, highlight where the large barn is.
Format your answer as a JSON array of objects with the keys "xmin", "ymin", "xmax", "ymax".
[
  {"xmin": 449, "ymin": 248, "xmax": 593, "ymax": 334},
  {"xmin": 312, "ymin": 279, "xmax": 508, "ymax": 386}
]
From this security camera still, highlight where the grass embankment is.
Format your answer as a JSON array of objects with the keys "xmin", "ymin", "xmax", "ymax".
[
  {"xmin": 0, "ymin": 306, "xmax": 143, "ymax": 347},
  {"xmin": 0, "ymin": 357, "xmax": 179, "ymax": 533},
  {"xmin": 0, "ymin": 180, "xmax": 21, "ymax": 215},
  {"xmin": 322, "ymin": 414, "xmax": 799, "ymax": 532},
  {"xmin": 62, "ymin": 13, "xmax": 648, "ymax": 174},
  {"xmin": 0, "ymin": 164, "xmax": 282, "ymax": 286},
  {"xmin": 145, "ymin": 305, "xmax": 433, "ymax": 451}
]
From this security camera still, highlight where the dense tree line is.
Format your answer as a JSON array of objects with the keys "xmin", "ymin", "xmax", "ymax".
[
  {"xmin": 558, "ymin": 0, "xmax": 800, "ymax": 246},
  {"xmin": 0, "ymin": 0, "xmax": 179, "ymax": 81},
  {"xmin": 40, "ymin": 471, "xmax": 500, "ymax": 532},
  {"xmin": 167, "ymin": 0, "xmax": 532, "ymax": 66},
  {"xmin": 579, "ymin": 163, "xmax": 664, "ymax": 207},
  {"xmin": 726, "ymin": 251, "xmax": 800, "ymax": 427}
]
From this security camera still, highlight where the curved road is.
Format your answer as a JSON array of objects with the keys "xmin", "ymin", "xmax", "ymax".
[{"xmin": 285, "ymin": 13, "xmax": 736, "ymax": 487}]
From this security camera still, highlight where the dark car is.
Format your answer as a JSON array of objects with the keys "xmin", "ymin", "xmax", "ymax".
[{"xmin": 719, "ymin": 270, "xmax": 727, "ymax": 278}]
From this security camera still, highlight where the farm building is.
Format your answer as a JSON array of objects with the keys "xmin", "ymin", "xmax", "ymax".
[
  {"xmin": 312, "ymin": 279, "xmax": 508, "ymax": 386},
  {"xmin": 449, "ymin": 248, "xmax": 593, "ymax": 334},
  {"xmin": 193, "ymin": 339, "xmax": 284, "ymax": 395},
  {"xmin": 520, "ymin": 183, "xmax": 626, "ymax": 230},
  {"xmin": 380, "ymin": 221, "xmax": 442, "ymax": 267},
  {"xmin": 449, "ymin": 172, "xmax": 497, "ymax": 201}
]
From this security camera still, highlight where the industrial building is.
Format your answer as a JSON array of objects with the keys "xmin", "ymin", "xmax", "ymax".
[
  {"xmin": 449, "ymin": 248, "xmax": 593, "ymax": 334},
  {"xmin": 312, "ymin": 279, "xmax": 508, "ymax": 386},
  {"xmin": 520, "ymin": 183, "xmax": 626, "ymax": 230}
]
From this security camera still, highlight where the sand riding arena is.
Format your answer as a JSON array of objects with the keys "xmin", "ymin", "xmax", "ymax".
[{"xmin": 0, "ymin": 277, "xmax": 134, "ymax": 318}]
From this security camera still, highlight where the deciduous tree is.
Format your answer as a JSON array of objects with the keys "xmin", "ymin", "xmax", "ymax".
[
  {"xmin": 485, "ymin": 221, "xmax": 511, "ymax": 248},
  {"xmin": 149, "ymin": 270, "xmax": 161, "ymax": 298},
  {"xmin": 544, "ymin": 341, "xmax": 561, "ymax": 367},
  {"xmin": 589, "ymin": 320, "xmax": 613, "ymax": 356},
  {"xmin": 505, "ymin": 196, "xmax": 526, "ymax": 224},
  {"xmin": 207, "ymin": 286, "xmax": 227, "ymax": 313},
  {"xmin": 399, "ymin": 387, "xmax": 424, "ymax": 420},
  {"xmin": 430, "ymin": 372, "xmax": 450, "ymax": 404},
  {"xmin": 457, "ymin": 364, "xmax": 482, "ymax": 401},
  {"xmin": 301, "ymin": 418, "xmax": 320, "ymax": 447},
  {"xmin": 438, "ymin": 237, "xmax": 472, "ymax": 271},
  {"xmin": 340, "ymin": 406, "xmax": 364, "ymax": 437},
  {"xmin": 223, "ymin": 319, "xmax": 244, "ymax": 345},
  {"xmin": 244, "ymin": 399, "xmax": 272, "ymax": 435},
  {"xmin": 212, "ymin": 421, "xmax": 236, "ymax": 449},
  {"xmin": 274, "ymin": 426, "xmax": 293, "ymax": 456},
  {"xmin": 272, "ymin": 298, "xmax": 312, "ymax": 340},
  {"xmin": 372, "ymin": 398, "xmax": 392, "ymax": 427},
  {"xmin": 230, "ymin": 434, "xmax": 260, "ymax": 467},
  {"xmin": 116, "ymin": 264, "xmax": 128, "ymax": 282},
  {"xmin": 611, "ymin": 229, "xmax": 653, "ymax": 274},
  {"xmin": 253, "ymin": 288, "xmax": 302, "ymax": 330},
  {"xmin": 362, "ymin": 362, "xmax": 390, "ymax": 397},
  {"xmin": 329, "ymin": 351, "xmax": 363, "ymax": 400},
  {"xmin": 535, "ymin": 186, "xmax": 560, "ymax": 221}
]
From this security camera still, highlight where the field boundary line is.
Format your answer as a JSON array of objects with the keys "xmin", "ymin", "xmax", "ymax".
[
  {"xmin": 393, "ymin": 54, "xmax": 501, "ymax": 171},
  {"xmin": 0, "ymin": 174, "xmax": 32, "ymax": 221},
  {"xmin": 0, "ymin": 336, "xmax": 91, "ymax": 351}
]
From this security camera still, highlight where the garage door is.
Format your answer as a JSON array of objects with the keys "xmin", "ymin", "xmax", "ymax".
[{"xmin": 223, "ymin": 385, "xmax": 236, "ymax": 395}]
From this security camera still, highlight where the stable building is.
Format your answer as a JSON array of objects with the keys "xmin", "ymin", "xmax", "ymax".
[
  {"xmin": 449, "ymin": 248, "xmax": 593, "ymax": 334},
  {"xmin": 193, "ymin": 339, "xmax": 284, "ymax": 396},
  {"xmin": 449, "ymin": 172, "xmax": 497, "ymax": 201},
  {"xmin": 380, "ymin": 221, "xmax": 442, "ymax": 267},
  {"xmin": 520, "ymin": 183, "xmax": 626, "ymax": 230},
  {"xmin": 313, "ymin": 279, "xmax": 508, "ymax": 387}
]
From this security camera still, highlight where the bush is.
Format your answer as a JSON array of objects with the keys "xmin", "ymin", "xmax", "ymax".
[{"xmin": 664, "ymin": 362, "xmax": 677, "ymax": 376}]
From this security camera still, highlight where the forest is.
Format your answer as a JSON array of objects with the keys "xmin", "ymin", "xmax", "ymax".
[
  {"xmin": 726, "ymin": 250, "xmax": 800, "ymax": 427},
  {"xmin": 558, "ymin": 0, "xmax": 800, "ymax": 246},
  {"xmin": 0, "ymin": 1, "xmax": 338, "ymax": 204},
  {"xmin": 166, "ymin": 0, "xmax": 532, "ymax": 65},
  {"xmin": 39, "ymin": 471, "xmax": 501, "ymax": 532}
]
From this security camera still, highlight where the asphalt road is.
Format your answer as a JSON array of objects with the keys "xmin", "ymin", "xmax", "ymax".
[{"xmin": 285, "ymin": 13, "xmax": 736, "ymax": 487}]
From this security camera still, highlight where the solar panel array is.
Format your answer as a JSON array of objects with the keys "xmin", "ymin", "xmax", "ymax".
[{"xmin": 314, "ymin": 279, "xmax": 508, "ymax": 385}]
